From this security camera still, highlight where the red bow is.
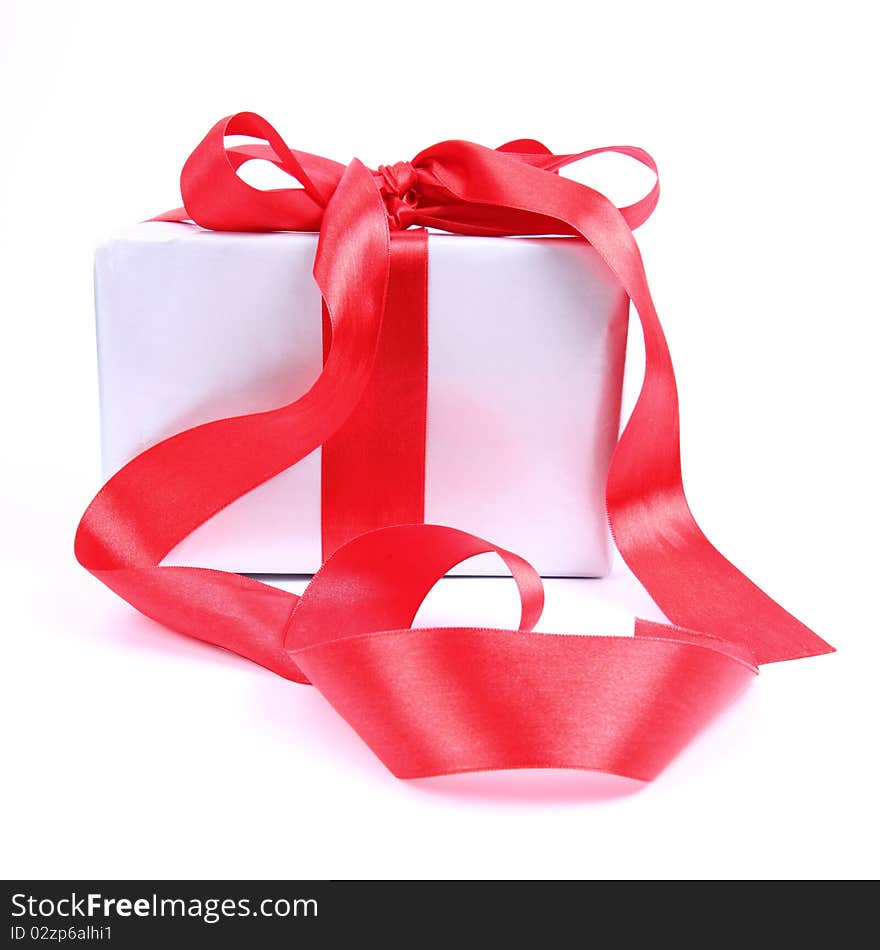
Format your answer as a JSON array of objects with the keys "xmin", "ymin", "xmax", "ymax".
[{"xmin": 76, "ymin": 112, "xmax": 832, "ymax": 782}]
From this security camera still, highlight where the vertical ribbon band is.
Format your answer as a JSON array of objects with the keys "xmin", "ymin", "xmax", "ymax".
[
  {"xmin": 75, "ymin": 112, "xmax": 833, "ymax": 782},
  {"xmin": 321, "ymin": 228, "xmax": 429, "ymax": 560}
]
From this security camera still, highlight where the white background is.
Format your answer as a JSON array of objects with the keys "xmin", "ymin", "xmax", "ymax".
[{"xmin": 1, "ymin": 0, "xmax": 877, "ymax": 880}]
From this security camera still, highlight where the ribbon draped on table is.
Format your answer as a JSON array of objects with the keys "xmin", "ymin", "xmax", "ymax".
[{"xmin": 74, "ymin": 112, "xmax": 832, "ymax": 782}]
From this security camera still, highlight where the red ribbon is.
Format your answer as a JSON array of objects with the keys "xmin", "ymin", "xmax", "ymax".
[
  {"xmin": 75, "ymin": 112, "xmax": 833, "ymax": 782},
  {"xmin": 321, "ymin": 227, "xmax": 429, "ymax": 560}
]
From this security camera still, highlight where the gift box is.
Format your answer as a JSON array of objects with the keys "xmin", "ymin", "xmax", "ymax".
[
  {"xmin": 94, "ymin": 222, "xmax": 629, "ymax": 576},
  {"xmin": 77, "ymin": 112, "xmax": 833, "ymax": 783}
]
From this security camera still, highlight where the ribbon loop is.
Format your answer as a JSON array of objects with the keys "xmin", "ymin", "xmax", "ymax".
[{"xmin": 287, "ymin": 524, "xmax": 545, "ymax": 653}]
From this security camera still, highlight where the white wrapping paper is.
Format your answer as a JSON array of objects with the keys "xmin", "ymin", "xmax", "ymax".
[{"xmin": 95, "ymin": 222, "xmax": 628, "ymax": 576}]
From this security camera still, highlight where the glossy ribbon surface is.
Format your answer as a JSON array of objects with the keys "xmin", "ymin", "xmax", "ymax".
[{"xmin": 75, "ymin": 113, "xmax": 833, "ymax": 782}]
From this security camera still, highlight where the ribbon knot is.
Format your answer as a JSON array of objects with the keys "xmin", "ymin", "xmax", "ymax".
[{"xmin": 376, "ymin": 161, "xmax": 419, "ymax": 229}]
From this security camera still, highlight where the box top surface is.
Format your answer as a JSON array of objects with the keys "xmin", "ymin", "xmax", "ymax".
[{"xmin": 99, "ymin": 221, "xmax": 589, "ymax": 251}]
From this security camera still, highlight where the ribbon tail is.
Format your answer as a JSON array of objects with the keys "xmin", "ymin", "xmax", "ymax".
[
  {"xmin": 75, "ymin": 159, "xmax": 393, "ymax": 681},
  {"xmin": 419, "ymin": 142, "xmax": 832, "ymax": 666},
  {"xmin": 607, "ymin": 455, "xmax": 835, "ymax": 665}
]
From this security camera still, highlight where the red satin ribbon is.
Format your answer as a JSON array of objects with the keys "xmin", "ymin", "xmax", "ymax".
[
  {"xmin": 76, "ymin": 112, "xmax": 833, "ymax": 782},
  {"xmin": 321, "ymin": 228, "xmax": 428, "ymax": 561}
]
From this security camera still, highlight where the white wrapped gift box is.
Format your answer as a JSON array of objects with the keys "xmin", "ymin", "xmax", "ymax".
[{"xmin": 94, "ymin": 222, "xmax": 628, "ymax": 576}]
